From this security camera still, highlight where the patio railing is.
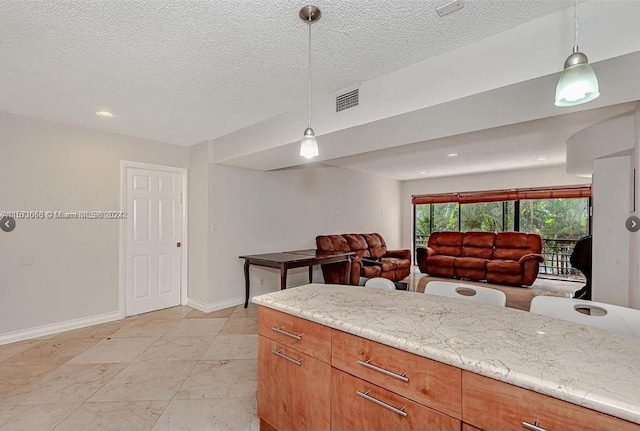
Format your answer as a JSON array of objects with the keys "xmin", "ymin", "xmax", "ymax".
[{"xmin": 539, "ymin": 238, "xmax": 581, "ymax": 277}]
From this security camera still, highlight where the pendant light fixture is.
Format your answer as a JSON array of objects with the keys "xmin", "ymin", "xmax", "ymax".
[
  {"xmin": 299, "ymin": 5, "xmax": 320, "ymax": 159},
  {"xmin": 555, "ymin": 0, "xmax": 599, "ymax": 107}
]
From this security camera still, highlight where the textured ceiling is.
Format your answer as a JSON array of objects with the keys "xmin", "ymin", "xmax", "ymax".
[{"xmin": 0, "ymin": 0, "xmax": 577, "ymax": 146}]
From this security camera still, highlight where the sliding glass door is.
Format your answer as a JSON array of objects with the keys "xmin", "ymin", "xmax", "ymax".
[{"xmin": 413, "ymin": 193, "xmax": 590, "ymax": 278}]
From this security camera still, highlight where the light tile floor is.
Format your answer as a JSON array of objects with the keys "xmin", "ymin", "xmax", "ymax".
[{"xmin": 0, "ymin": 304, "xmax": 260, "ymax": 431}]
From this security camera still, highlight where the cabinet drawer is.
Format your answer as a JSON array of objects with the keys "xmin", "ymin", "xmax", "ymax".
[
  {"xmin": 462, "ymin": 372, "xmax": 640, "ymax": 431},
  {"xmin": 332, "ymin": 329, "xmax": 461, "ymax": 419},
  {"xmin": 258, "ymin": 307, "xmax": 331, "ymax": 363},
  {"xmin": 258, "ymin": 336, "xmax": 331, "ymax": 431},
  {"xmin": 332, "ymin": 368, "xmax": 460, "ymax": 431}
]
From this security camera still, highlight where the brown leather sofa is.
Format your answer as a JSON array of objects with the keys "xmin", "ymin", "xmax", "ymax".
[
  {"xmin": 416, "ymin": 232, "xmax": 544, "ymax": 287},
  {"xmin": 316, "ymin": 233, "xmax": 411, "ymax": 286}
]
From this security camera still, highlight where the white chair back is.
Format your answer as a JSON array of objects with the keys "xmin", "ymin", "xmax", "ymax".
[
  {"xmin": 424, "ymin": 281, "xmax": 506, "ymax": 306},
  {"xmin": 364, "ymin": 277, "xmax": 396, "ymax": 290},
  {"xmin": 530, "ymin": 296, "xmax": 640, "ymax": 339}
]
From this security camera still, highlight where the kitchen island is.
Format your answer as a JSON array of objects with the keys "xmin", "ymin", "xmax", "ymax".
[{"xmin": 253, "ymin": 284, "xmax": 640, "ymax": 430}]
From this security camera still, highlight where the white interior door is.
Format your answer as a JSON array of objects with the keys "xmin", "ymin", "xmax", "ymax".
[{"xmin": 126, "ymin": 167, "xmax": 183, "ymax": 316}]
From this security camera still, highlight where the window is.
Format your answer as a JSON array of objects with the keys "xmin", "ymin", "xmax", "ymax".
[
  {"xmin": 433, "ymin": 203, "xmax": 459, "ymax": 232},
  {"xmin": 461, "ymin": 202, "xmax": 510, "ymax": 232},
  {"xmin": 519, "ymin": 198, "xmax": 589, "ymax": 239},
  {"xmin": 520, "ymin": 198, "xmax": 589, "ymax": 276},
  {"xmin": 414, "ymin": 204, "xmax": 431, "ymax": 248},
  {"xmin": 412, "ymin": 186, "xmax": 591, "ymax": 278}
]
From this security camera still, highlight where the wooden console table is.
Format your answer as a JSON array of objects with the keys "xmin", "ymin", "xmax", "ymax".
[{"xmin": 239, "ymin": 249, "xmax": 353, "ymax": 308}]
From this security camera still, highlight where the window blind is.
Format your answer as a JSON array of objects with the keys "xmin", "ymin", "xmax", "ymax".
[{"xmin": 411, "ymin": 185, "xmax": 591, "ymax": 205}]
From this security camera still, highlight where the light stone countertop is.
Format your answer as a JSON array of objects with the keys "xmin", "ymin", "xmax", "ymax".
[{"xmin": 252, "ymin": 283, "xmax": 640, "ymax": 425}]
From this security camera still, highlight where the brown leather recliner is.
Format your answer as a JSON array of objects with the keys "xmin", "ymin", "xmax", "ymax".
[
  {"xmin": 316, "ymin": 233, "xmax": 411, "ymax": 286},
  {"xmin": 416, "ymin": 231, "xmax": 544, "ymax": 287}
]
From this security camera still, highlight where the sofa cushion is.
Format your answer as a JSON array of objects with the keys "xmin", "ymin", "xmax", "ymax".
[
  {"xmin": 487, "ymin": 259, "xmax": 522, "ymax": 274},
  {"xmin": 316, "ymin": 235, "xmax": 351, "ymax": 253},
  {"xmin": 380, "ymin": 259, "xmax": 395, "ymax": 272},
  {"xmin": 454, "ymin": 257, "xmax": 488, "ymax": 270},
  {"xmin": 380, "ymin": 257, "xmax": 411, "ymax": 272},
  {"xmin": 492, "ymin": 232, "xmax": 542, "ymax": 261},
  {"xmin": 344, "ymin": 234, "xmax": 369, "ymax": 251},
  {"xmin": 385, "ymin": 257, "xmax": 411, "ymax": 270},
  {"xmin": 362, "ymin": 265, "xmax": 382, "ymax": 278},
  {"xmin": 426, "ymin": 255, "xmax": 455, "ymax": 268},
  {"xmin": 428, "ymin": 232, "xmax": 463, "ymax": 257},
  {"xmin": 362, "ymin": 233, "xmax": 388, "ymax": 258},
  {"xmin": 461, "ymin": 232, "xmax": 496, "ymax": 259}
]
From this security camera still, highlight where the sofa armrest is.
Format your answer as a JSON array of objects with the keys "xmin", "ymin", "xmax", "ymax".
[
  {"xmin": 519, "ymin": 253, "xmax": 544, "ymax": 286},
  {"xmin": 349, "ymin": 256, "xmax": 362, "ymax": 285},
  {"xmin": 384, "ymin": 249, "xmax": 411, "ymax": 260},
  {"xmin": 518, "ymin": 253, "xmax": 544, "ymax": 264},
  {"xmin": 361, "ymin": 257, "xmax": 383, "ymax": 267}
]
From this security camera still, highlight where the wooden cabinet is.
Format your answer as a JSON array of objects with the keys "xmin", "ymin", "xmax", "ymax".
[
  {"xmin": 257, "ymin": 337, "xmax": 330, "ymax": 431},
  {"xmin": 257, "ymin": 305, "xmax": 640, "ymax": 431},
  {"xmin": 259, "ymin": 307, "xmax": 331, "ymax": 363},
  {"xmin": 462, "ymin": 372, "xmax": 639, "ymax": 431},
  {"xmin": 257, "ymin": 308, "xmax": 331, "ymax": 431},
  {"xmin": 332, "ymin": 328, "xmax": 461, "ymax": 419},
  {"xmin": 331, "ymin": 368, "xmax": 460, "ymax": 431}
]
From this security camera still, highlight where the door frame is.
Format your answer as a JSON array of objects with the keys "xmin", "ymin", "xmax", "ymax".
[{"xmin": 119, "ymin": 161, "xmax": 189, "ymax": 318}]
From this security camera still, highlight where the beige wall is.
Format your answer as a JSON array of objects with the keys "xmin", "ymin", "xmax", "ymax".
[
  {"xmin": 592, "ymin": 156, "xmax": 632, "ymax": 306},
  {"xmin": 0, "ymin": 112, "xmax": 188, "ymax": 337},
  {"xmin": 203, "ymin": 162, "xmax": 402, "ymax": 307},
  {"xmin": 565, "ymin": 110, "xmax": 638, "ymax": 308},
  {"xmin": 187, "ymin": 141, "xmax": 210, "ymax": 305}
]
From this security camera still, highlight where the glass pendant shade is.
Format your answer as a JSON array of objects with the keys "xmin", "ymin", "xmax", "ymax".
[
  {"xmin": 555, "ymin": 60, "xmax": 600, "ymax": 106},
  {"xmin": 300, "ymin": 127, "xmax": 319, "ymax": 159}
]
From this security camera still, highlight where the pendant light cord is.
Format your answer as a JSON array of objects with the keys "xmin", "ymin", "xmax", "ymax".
[
  {"xmin": 307, "ymin": 17, "xmax": 312, "ymax": 129},
  {"xmin": 574, "ymin": 0, "xmax": 578, "ymax": 49}
]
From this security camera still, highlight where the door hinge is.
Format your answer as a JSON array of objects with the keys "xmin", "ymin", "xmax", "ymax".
[{"xmin": 177, "ymin": 242, "xmax": 181, "ymax": 248}]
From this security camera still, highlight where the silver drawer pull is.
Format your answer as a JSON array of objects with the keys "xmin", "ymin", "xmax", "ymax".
[
  {"xmin": 357, "ymin": 359, "xmax": 409, "ymax": 382},
  {"xmin": 271, "ymin": 326, "xmax": 302, "ymax": 340},
  {"xmin": 356, "ymin": 390, "xmax": 408, "ymax": 417},
  {"xmin": 272, "ymin": 349, "xmax": 302, "ymax": 366},
  {"xmin": 522, "ymin": 421, "xmax": 547, "ymax": 431}
]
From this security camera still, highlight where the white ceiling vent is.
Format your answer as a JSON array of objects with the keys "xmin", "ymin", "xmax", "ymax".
[
  {"xmin": 436, "ymin": 0, "xmax": 464, "ymax": 17},
  {"xmin": 336, "ymin": 88, "xmax": 359, "ymax": 113}
]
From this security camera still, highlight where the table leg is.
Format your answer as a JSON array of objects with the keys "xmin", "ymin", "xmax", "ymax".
[
  {"xmin": 308, "ymin": 265, "xmax": 313, "ymax": 283},
  {"xmin": 345, "ymin": 256, "xmax": 352, "ymax": 284},
  {"xmin": 280, "ymin": 266, "xmax": 288, "ymax": 291},
  {"xmin": 244, "ymin": 260, "xmax": 250, "ymax": 308}
]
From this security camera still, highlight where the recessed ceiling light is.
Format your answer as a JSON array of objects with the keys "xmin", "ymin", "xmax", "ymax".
[
  {"xmin": 420, "ymin": 171, "xmax": 427, "ymax": 175},
  {"xmin": 536, "ymin": 157, "xmax": 548, "ymax": 161},
  {"xmin": 96, "ymin": 110, "xmax": 114, "ymax": 118},
  {"xmin": 447, "ymin": 153, "xmax": 459, "ymax": 157}
]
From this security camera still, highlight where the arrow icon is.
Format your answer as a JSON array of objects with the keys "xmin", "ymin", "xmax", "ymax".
[
  {"xmin": 626, "ymin": 216, "xmax": 640, "ymax": 233},
  {"xmin": 0, "ymin": 216, "xmax": 15, "ymax": 233}
]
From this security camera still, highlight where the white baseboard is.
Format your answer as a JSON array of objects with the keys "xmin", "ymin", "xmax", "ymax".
[
  {"xmin": 186, "ymin": 296, "xmax": 245, "ymax": 313},
  {"xmin": 0, "ymin": 311, "xmax": 122, "ymax": 346}
]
